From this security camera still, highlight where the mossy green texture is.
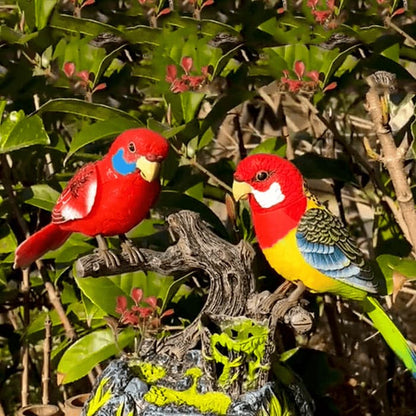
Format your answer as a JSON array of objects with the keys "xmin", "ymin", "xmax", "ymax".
[
  {"xmin": 129, "ymin": 360, "xmax": 166, "ymax": 383},
  {"xmin": 86, "ymin": 378, "xmax": 112, "ymax": 416},
  {"xmin": 209, "ymin": 318, "xmax": 270, "ymax": 389},
  {"xmin": 144, "ymin": 367, "xmax": 232, "ymax": 415}
]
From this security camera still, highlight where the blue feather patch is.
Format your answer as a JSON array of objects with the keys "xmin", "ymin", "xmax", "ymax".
[
  {"xmin": 296, "ymin": 232, "xmax": 375, "ymax": 291},
  {"xmin": 112, "ymin": 149, "xmax": 136, "ymax": 175}
]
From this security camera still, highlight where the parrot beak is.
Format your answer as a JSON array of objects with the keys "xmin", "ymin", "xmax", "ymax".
[
  {"xmin": 136, "ymin": 156, "xmax": 161, "ymax": 182},
  {"xmin": 232, "ymin": 180, "xmax": 252, "ymax": 201}
]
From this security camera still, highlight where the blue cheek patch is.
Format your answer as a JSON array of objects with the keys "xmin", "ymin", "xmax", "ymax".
[{"xmin": 111, "ymin": 149, "xmax": 136, "ymax": 175}]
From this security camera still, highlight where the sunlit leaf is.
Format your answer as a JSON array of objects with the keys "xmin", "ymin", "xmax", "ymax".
[
  {"xmin": 66, "ymin": 118, "xmax": 141, "ymax": 160},
  {"xmin": 74, "ymin": 271, "xmax": 174, "ymax": 316},
  {"xmin": 37, "ymin": 99, "xmax": 139, "ymax": 122},
  {"xmin": 20, "ymin": 184, "xmax": 60, "ymax": 211},
  {"xmin": 0, "ymin": 224, "xmax": 18, "ymax": 253},
  {"xmin": 57, "ymin": 328, "xmax": 135, "ymax": 384},
  {"xmin": 0, "ymin": 114, "xmax": 49, "ymax": 153}
]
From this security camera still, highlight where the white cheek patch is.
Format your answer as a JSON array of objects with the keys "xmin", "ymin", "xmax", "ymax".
[{"xmin": 252, "ymin": 181, "xmax": 285, "ymax": 208}]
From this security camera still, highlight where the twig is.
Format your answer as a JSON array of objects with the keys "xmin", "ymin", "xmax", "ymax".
[
  {"xmin": 170, "ymin": 143, "xmax": 232, "ymax": 193},
  {"xmin": 0, "ymin": 155, "xmax": 76, "ymax": 339},
  {"xmin": 21, "ymin": 267, "xmax": 30, "ymax": 408},
  {"xmin": 385, "ymin": 17, "xmax": 416, "ymax": 47},
  {"xmin": 42, "ymin": 315, "xmax": 51, "ymax": 405},
  {"xmin": 233, "ymin": 113, "xmax": 247, "ymax": 160},
  {"xmin": 21, "ymin": 351, "xmax": 29, "ymax": 406},
  {"xmin": 324, "ymin": 295, "xmax": 345, "ymax": 357}
]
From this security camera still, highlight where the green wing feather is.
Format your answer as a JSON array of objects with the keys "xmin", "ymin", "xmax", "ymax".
[{"xmin": 361, "ymin": 296, "xmax": 416, "ymax": 377}]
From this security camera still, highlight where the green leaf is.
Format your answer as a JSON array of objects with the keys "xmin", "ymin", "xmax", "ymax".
[
  {"xmin": 36, "ymin": 99, "xmax": 140, "ymax": 123},
  {"xmin": 0, "ymin": 114, "xmax": 50, "ymax": 153},
  {"xmin": 0, "ymin": 223, "xmax": 18, "ymax": 253},
  {"xmin": 0, "ymin": 25, "xmax": 25, "ymax": 43},
  {"xmin": 323, "ymin": 44, "xmax": 359, "ymax": 84},
  {"xmin": 124, "ymin": 25, "xmax": 162, "ymax": 46},
  {"xmin": 66, "ymin": 118, "xmax": 142, "ymax": 160},
  {"xmin": 161, "ymin": 272, "xmax": 193, "ymax": 312},
  {"xmin": 49, "ymin": 12, "xmax": 122, "ymax": 37},
  {"xmin": 75, "ymin": 271, "xmax": 174, "ymax": 316},
  {"xmin": 57, "ymin": 328, "xmax": 135, "ymax": 384},
  {"xmin": 20, "ymin": 184, "xmax": 60, "ymax": 211},
  {"xmin": 279, "ymin": 347, "xmax": 300, "ymax": 363},
  {"xmin": 0, "ymin": 100, "xmax": 6, "ymax": 121},
  {"xmin": 0, "ymin": 110, "xmax": 25, "ymax": 143},
  {"xmin": 377, "ymin": 254, "xmax": 416, "ymax": 281},
  {"xmin": 181, "ymin": 92, "xmax": 205, "ymax": 123},
  {"xmin": 212, "ymin": 44, "xmax": 243, "ymax": 78},
  {"xmin": 18, "ymin": 0, "xmax": 58, "ymax": 31},
  {"xmin": 35, "ymin": 0, "xmax": 58, "ymax": 30},
  {"xmin": 43, "ymin": 234, "xmax": 94, "ymax": 265},
  {"xmin": 249, "ymin": 138, "xmax": 287, "ymax": 157},
  {"xmin": 93, "ymin": 44, "xmax": 128, "ymax": 89}
]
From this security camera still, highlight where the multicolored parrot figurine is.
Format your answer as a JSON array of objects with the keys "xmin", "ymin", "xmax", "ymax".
[
  {"xmin": 232, "ymin": 153, "xmax": 416, "ymax": 377},
  {"xmin": 14, "ymin": 128, "xmax": 169, "ymax": 269}
]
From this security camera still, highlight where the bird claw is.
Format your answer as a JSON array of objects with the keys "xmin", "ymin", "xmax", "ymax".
[
  {"xmin": 249, "ymin": 280, "xmax": 294, "ymax": 315},
  {"xmin": 95, "ymin": 248, "xmax": 121, "ymax": 269},
  {"xmin": 120, "ymin": 239, "xmax": 144, "ymax": 265},
  {"xmin": 271, "ymin": 298, "xmax": 299, "ymax": 320}
]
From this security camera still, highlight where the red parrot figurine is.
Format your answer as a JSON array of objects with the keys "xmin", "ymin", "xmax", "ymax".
[{"xmin": 14, "ymin": 128, "xmax": 169, "ymax": 269}]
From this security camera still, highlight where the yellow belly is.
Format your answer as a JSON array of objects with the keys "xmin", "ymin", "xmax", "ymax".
[{"xmin": 262, "ymin": 228, "xmax": 367, "ymax": 301}]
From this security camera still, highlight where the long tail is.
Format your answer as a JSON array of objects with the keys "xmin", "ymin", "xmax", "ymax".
[
  {"xmin": 361, "ymin": 296, "xmax": 416, "ymax": 377},
  {"xmin": 14, "ymin": 223, "xmax": 72, "ymax": 269}
]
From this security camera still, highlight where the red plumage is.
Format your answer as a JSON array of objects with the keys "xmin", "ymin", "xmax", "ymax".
[{"xmin": 14, "ymin": 128, "xmax": 169, "ymax": 269}]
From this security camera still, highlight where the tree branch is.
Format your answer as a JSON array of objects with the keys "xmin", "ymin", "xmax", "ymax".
[{"xmin": 365, "ymin": 73, "xmax": 416, "ymax": 254}]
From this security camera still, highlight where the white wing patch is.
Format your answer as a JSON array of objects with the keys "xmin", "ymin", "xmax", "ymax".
[
  {"xmin": 52, "ymin": 163, "xmax": 98, "ymax": 224},
  {"xmin": 252, "ymin": 181, "xmax": 285, "ymax": 208},
  {"xmin": 60, "ymin": 205, "xmax": 83, "ymax": 221},
  {"xmin": 85, "ymin": 179, "xmax": 97, "ymax": 214}
]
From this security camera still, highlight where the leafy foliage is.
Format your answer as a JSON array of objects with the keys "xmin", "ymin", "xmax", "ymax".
[{"xmin": 1, "ymin": 0, "xmax": 416, "ymax": 414}]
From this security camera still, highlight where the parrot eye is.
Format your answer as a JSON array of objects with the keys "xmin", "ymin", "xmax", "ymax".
[
  {"xmin": 128, "ymin": 142, "xmax": 136, "ymax": 153},
  {"xmin": 255, "ymin": 171, "xmax": 269, "ymax": 181}
]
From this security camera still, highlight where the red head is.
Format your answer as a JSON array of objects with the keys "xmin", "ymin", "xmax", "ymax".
[
  {"xmin": 108, "ymin": 128, "xmax": 169, "ymax": 163},
  {"xmin": 233, "ymin": 154, "xmax": 305, "ymax": 212},
  {"xmin": 233, "ymin": 154, "xmax": 307, "ymax": 247},
  {"xmin": 107, "ymin": 128, "xmax": 169, "ymax": 181}
]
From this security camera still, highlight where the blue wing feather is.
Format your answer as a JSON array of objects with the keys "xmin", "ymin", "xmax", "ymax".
[{"xmin": 296, "ymin": 209, "xmax": 379, "ymax": 294}]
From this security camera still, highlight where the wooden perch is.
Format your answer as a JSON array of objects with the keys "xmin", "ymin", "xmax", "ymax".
[
  {"xmin": 76, "ymin": 210, "xmax": 256, "ymax": 357},
  {"xmin": 76, "ymin": 210, "xmax": 313, "ymax": 357}
]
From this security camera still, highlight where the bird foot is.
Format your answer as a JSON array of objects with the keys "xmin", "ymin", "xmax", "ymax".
[
  {"xmin": 248, "ymin": 280, "xmax": 294, "ymax": 315},
  {"xmin": 271, "ymin": 281, "xmax": 307, "ymax": 320},
  {"xmin": 95, "ymin": 247, "xmax": 121, "ymax": 269},
  {"xmin": 120, "ymin": 239, "xmax": 144, "ymax": 265},
  {"xmin": 271, "ymin": 298, "xmax": 301, "ymax": 320}
]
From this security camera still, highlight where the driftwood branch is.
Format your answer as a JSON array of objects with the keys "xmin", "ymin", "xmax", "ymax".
[
  {"xmin": 77, "ymin": 210, "xmax": 257, "ymax": 357},
  {"xmin": 76, "ymin": 210, "xmax": 312, "ymax": 359}
]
